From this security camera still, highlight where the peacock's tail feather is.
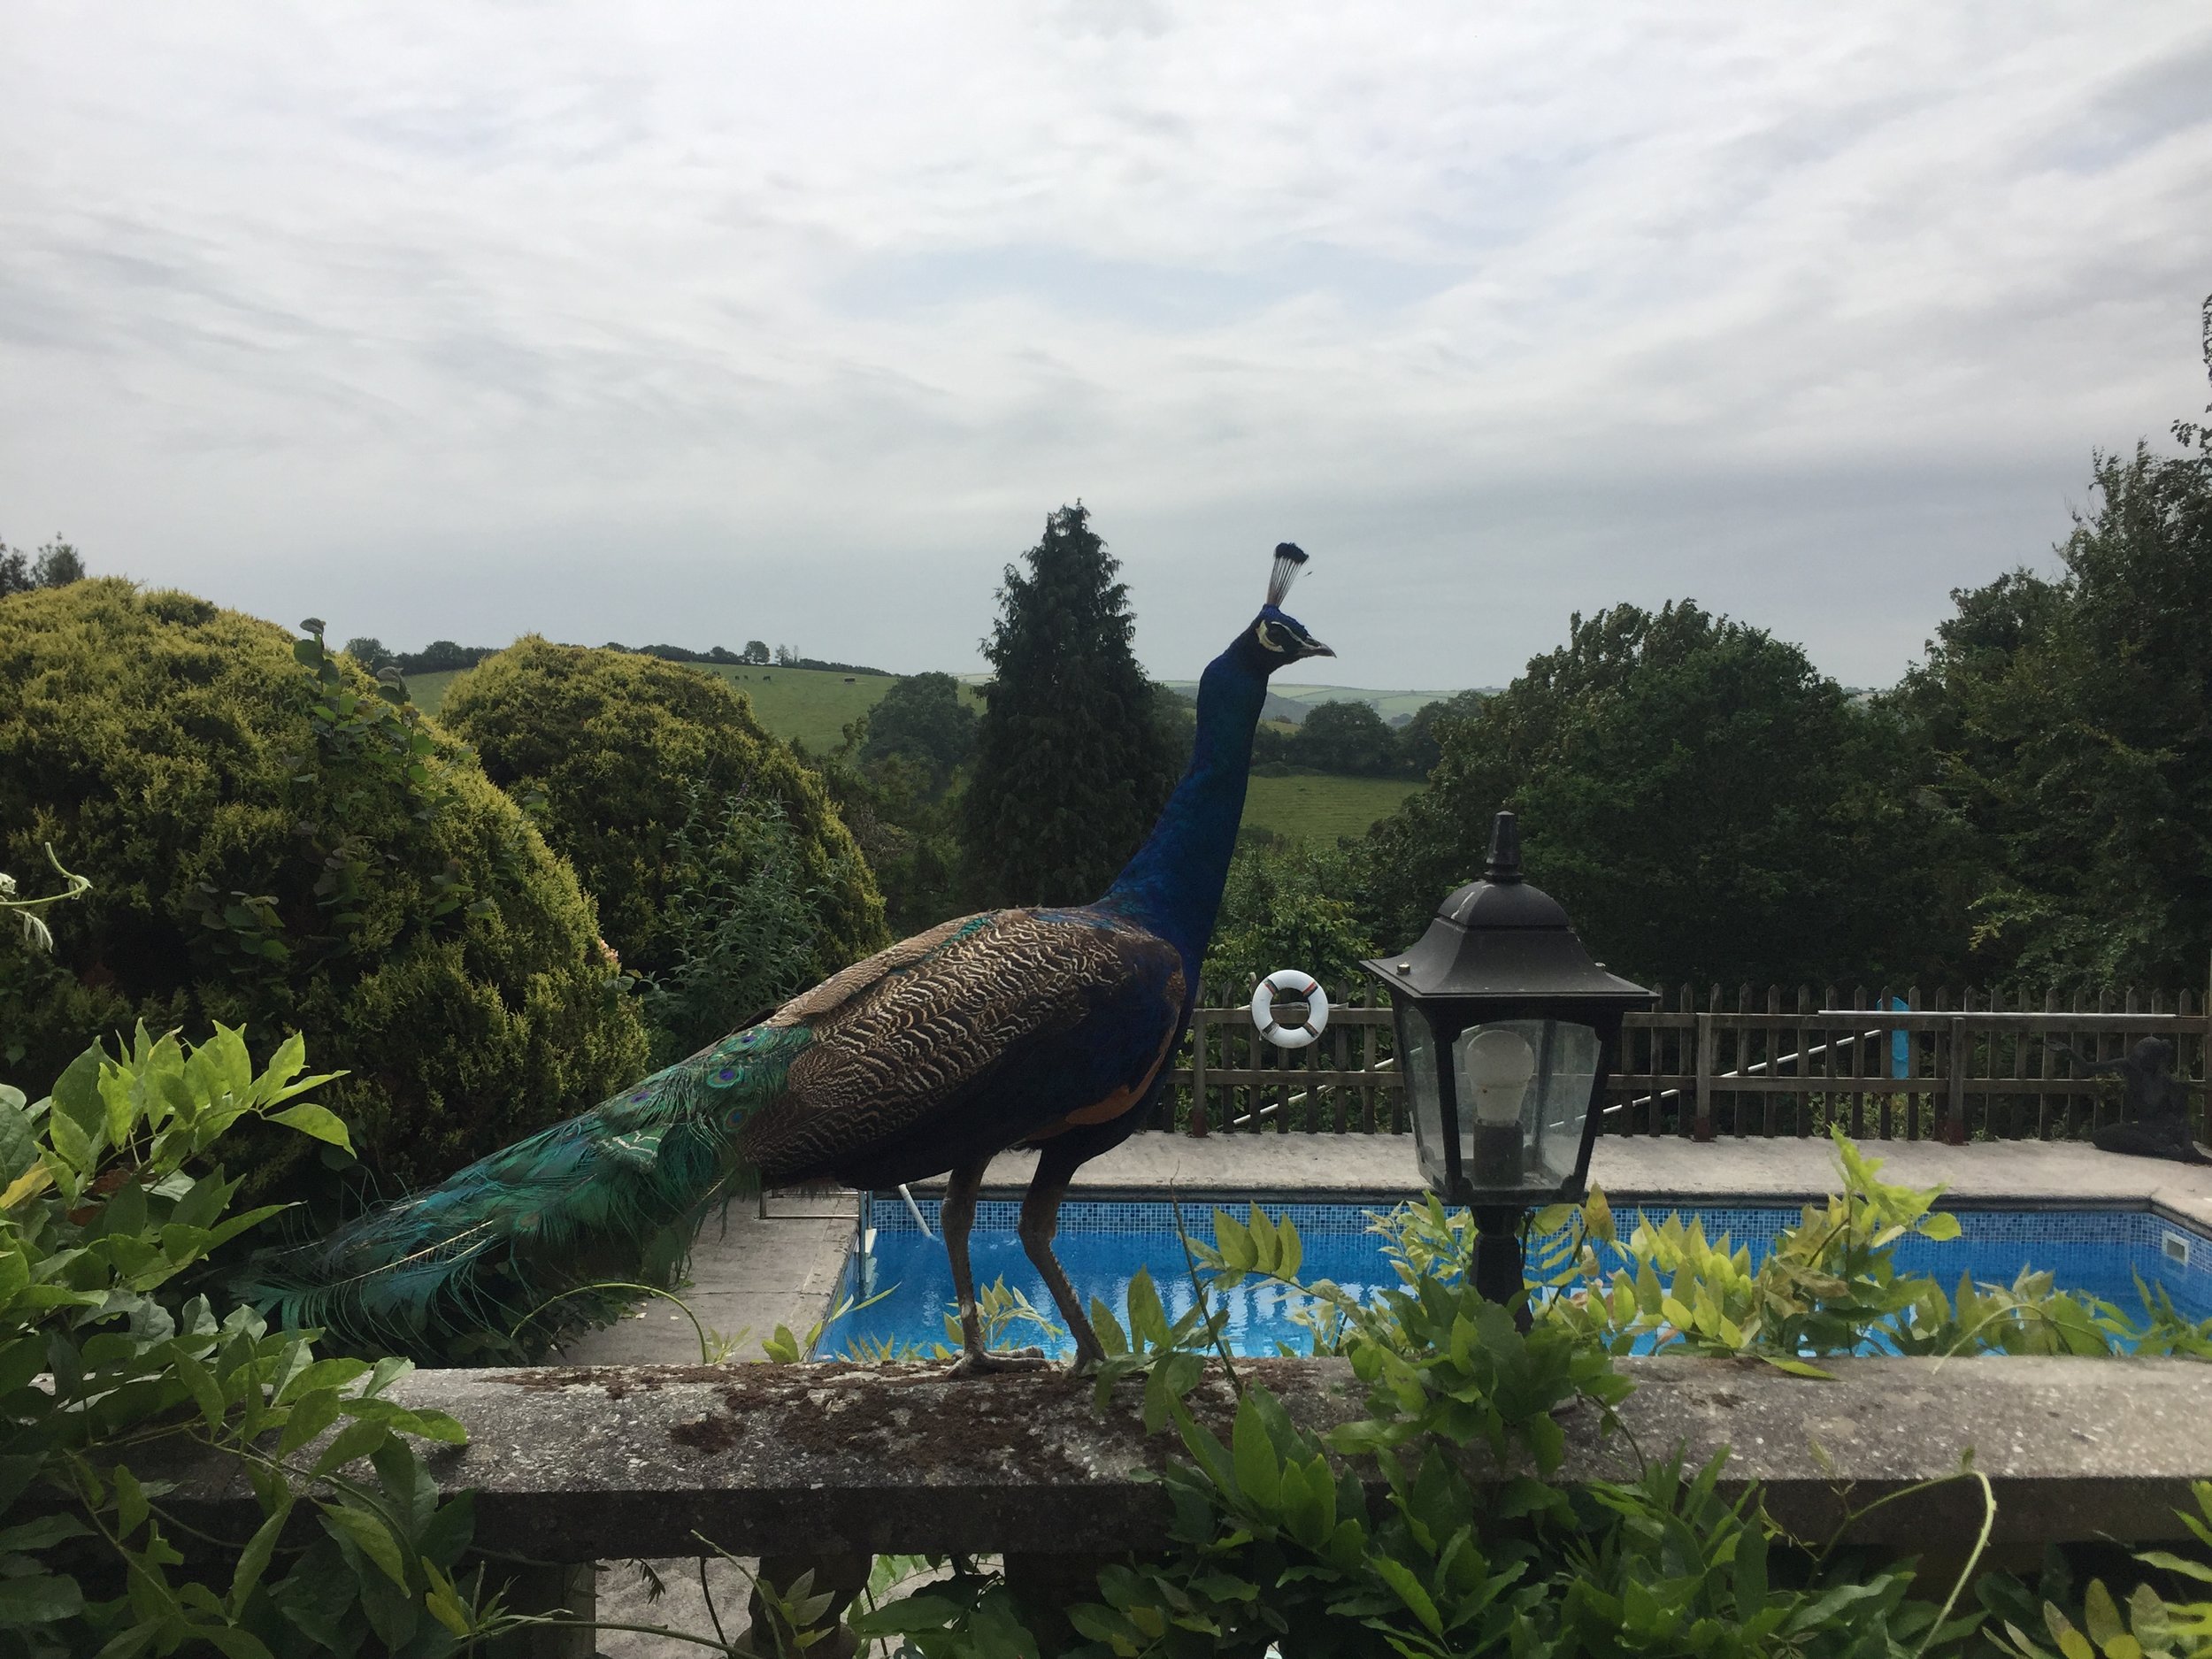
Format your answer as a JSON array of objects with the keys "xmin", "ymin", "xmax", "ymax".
[{"xmin": 234, "ymin": 1022, "xmax": 811, "ymax": 1363}]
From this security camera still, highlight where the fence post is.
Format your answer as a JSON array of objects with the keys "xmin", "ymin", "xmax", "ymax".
[
  {"xmin": 1188, "ymin": 1006, "xmax": 1210, "ymax": 1138},
  {"xmin": 1945, "ymin": 1016, "xmax": 1969, "ymax": 1144},
  {"xmin": 1694, "ymin": 1010, "xmax": 1714, "ymax": 1141}
]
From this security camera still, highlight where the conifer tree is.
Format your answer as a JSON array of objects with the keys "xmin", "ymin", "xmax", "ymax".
[{"xmin": 960, "ymin": 503, "xmax": 1179, "ymax": 907}]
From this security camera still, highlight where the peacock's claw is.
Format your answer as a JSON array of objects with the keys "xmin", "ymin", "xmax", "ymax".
[{"xmin": 948, "ymin": 1346, "xmax": 1050, "ymax": 1378}]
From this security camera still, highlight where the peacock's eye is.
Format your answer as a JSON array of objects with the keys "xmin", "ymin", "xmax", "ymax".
[{"xmin": 1255, "ymin": 621, "xmax": 1286, "ymax": 653}]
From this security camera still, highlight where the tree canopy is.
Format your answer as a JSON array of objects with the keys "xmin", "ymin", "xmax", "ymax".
[
  {"xmin": 1891, "ymin": 314, "xmax": 2212, "ymax": 988},
  {"xmin": 1294, "ymin": 699, "xmax": 1399, "ymax": 776},
  {"xmin": 863, "ymin": 671, "xmax": 979, "ymax": 793},
  {"xmin": 1360, "ymin": 601, "xmax": 1951, "ymax": 988},
  {"xmin": 959, "ymin": 503, "xmax": 1180, "ymax": 908}
]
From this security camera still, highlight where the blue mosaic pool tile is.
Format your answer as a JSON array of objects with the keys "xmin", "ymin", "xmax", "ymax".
[{"xmin": 860, "ymin": 1194, "xmax": 2212, "ymax": 1312}]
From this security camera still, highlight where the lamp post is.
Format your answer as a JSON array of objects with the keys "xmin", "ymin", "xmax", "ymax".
[{"xmin": 1361, "ymin": 811, "xmax": 1656, "ymax": 1328}]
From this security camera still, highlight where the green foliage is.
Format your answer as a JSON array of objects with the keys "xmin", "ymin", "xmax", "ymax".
[
  {"xmin": 861, "ymin": 1179, "xmax": 1997, "ymax": 1659},
  {"xmin": 1990, "ymin": 1480, "xmax": 2212, "ymax": 1659},
  {"xmin": 0, "ymin": 1025, "xmax": 502, "ymax": 1656},
  {"xmin": 0, "ymin": 846, "xmax": 91, "ymax": 956},
  {"xmin": 1546, "ymin": 1130, "xmax": 2212, "ymax": 1366},
  {"xmin": 959, "ymin": 504, "xmax": 1181, "ymax": 909},
  {"xmin": 634, "ymin": 787, "xmax": 828, "ymax": 1064},
  {"xmin": 441, "ymin": 635, "xmax": 887, "ymax": 998},
  {"xmin": 863, "ymin": 672, "xmax": 979, "ymax": 794},
  {"xmin": 1202, "ymin": 838, "xmax": 1373, "ymax": 992},
  {"xmin": 818, "ymin": 710, "xmax": 967, "ymax": 935},
  {"xmin": 0, "ymin": 537, "xmax": 84, "ymax": 598},
  {"xmin": 1286, "ymin": 699, "xmax": 1399, "ymax": 778},
  {"xmin": 0, "ymin": 582, "xmax": 648, "ymax": 1194},
  {"xmin": 849, "ymin": 1140, "xmax": 2212, "ymax": 1659},
  {"xmin": 1892, "ymin": 303, "xmax": 2212, "ymax": 987},
  {"xmin": 1360, "ymin": 599, "xmax": 1956, "ymax": 989},
  {"xmin": 1394, "ymin": 690, "xmax": 1488, "ymax": 780}
]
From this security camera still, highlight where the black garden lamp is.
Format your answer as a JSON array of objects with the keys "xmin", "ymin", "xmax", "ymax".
[{"xmin": 1361, "ymin": 811, "xmax": 1657, "ymax": 1328}]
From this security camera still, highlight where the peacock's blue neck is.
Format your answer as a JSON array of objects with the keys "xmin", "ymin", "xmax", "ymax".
[{"xmin": 1100, "ymin": 649, "xmax": 1267, "ymax": 990}]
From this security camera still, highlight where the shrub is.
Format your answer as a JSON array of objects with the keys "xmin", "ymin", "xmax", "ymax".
[
  {"xmin": 0, "ymin": 582, "xmax": 649, "ymax": 1194},
  {"xmin": 1202, "ymin": 836, "xmax": 1373, "ymax": 994},
  {"xmin": 440, "ymin": 637, "xmax": 887, "ymax": 993},
  {"xmin": 0, "ymin": 1025, "xmax": 499, "ymax": 1653},
  {"xmin": 634, "ymin": 787, "xmax": 828, "ymax": 1064}
]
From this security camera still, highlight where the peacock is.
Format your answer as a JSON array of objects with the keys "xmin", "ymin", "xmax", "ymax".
[{"xmin": 241, "ymin": 545, "xmax": 1331, "ymax": 1372}]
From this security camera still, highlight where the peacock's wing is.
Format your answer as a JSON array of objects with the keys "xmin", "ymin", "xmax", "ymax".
[
  {"xmin": 737, "ymin": 906, "xmax": 1187, "ymax": 1184},
  {"xmin": 238, "ymin": 906, "xmax": 1183, "ymax": 1358}
]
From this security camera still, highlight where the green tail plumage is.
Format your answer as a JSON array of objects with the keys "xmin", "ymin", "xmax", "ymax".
[{"xmin": 235, "ymin": 1023, "xmax": 810, "ymax": 1363}]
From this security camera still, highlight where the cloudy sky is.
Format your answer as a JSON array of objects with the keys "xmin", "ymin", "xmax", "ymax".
[{"xmin": 4, "ymin": 4, "xmax": 2208, "ymax": 689}]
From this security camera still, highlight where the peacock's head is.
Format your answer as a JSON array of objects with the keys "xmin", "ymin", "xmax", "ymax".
[{"xmin": 1241, "ymin": 542, "xmax": 1333, "ymax": 674}]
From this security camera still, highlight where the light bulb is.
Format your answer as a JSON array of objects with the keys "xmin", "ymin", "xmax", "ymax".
[{"xmin": 1460, "ymin": 1027, "xmax": 1534, "ymax": 1128}]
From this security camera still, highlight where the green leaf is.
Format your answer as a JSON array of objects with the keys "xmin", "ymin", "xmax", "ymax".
[
  {"xmin": 0, "ymin": 1514, "xmax": 92, "ymax": 1552},
  {"xmin": 172, "ymin": 1349, "xmax": 228, "ymax": 1428},
  {"xmin": 113, "ymin": 1465, "xmax": 150, "ymax": 1539},
  {"xmin": 311, "ymin": 1417, "xmax": 389, "ymax": 1477},
  {"xmin": 229, "ymin": 1496, "xmax": 295, "ymax": 1614},
  {"xmin": 279, "ymin": 1388, "xmax": 343, "ymax": 1455},
  {"xmin": 0, "ymin": 1571, "xmax": 85, "ymax": 1623},
  {"xmin": 1920, "ymin": 1210, "xmax": 1962, "ymax": 1241},
  {"xmin": 1126, "ymin": 1268, "xmax": 1168, "ymax": 1350},
  {"xmin": 1231, "ymin": 1394, "xmax": 1281, "ymax": 1510},
  {"xmin": 2083, "ymin": 1581, "xmax": 2124, "ymax": 1651},
  {"xmin": 1371, "ymin": 1555, "xmax": 1444, "ymax": 1639},
  {"xmin": 270, "ymin": 1103, "xmax": 351, "ymax": 1149},
  {"xmin": 1763, "ymin": 1356, "xmax": 1836, "ymax": 1380},
  {"xmin": 321, "ymin": 1502, "xmax": 411, "ymax": 1588}
]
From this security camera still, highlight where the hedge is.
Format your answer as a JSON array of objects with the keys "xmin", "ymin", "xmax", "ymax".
[
  {"xmin": 439, "ymin": 637, "xmax": 888, "ymax": 988},
  {"xmin": 0, "ymin": 580, "xmax": 650, "ymax": 1194}
]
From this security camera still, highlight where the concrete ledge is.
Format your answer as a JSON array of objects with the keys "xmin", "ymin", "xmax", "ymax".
[{"xmin": 139, "ymin": 1356, "xmax": 2212, "ymax": 1560}]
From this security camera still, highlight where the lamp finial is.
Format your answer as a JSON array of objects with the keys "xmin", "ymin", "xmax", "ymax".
[{"xmin": 1485, "ymin": 811, "xmax": 1522, "ymax": 884}]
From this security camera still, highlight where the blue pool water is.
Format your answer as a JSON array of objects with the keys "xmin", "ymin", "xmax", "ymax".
[{"xmin": 827, "ymin": 1198, "xmax": 2212, "ymax": 1360}]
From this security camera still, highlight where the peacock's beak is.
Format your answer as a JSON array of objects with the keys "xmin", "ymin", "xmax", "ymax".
[{"xmin": 1304, "ymin": 638, "xmax": 1334, "ymax": 658}]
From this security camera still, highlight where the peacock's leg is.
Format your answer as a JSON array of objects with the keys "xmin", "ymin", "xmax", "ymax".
[
  {"xmin": 1018, "ymin": 1147, "xmax": 1107, "ymax": 1373},
  {"xmin": 943, "ymin": 1156, "xmax": 1047, "ymax": 1377}
]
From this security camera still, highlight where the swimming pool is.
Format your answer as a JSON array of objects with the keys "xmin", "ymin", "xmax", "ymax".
[{"xmin": 827, "ymin": 1195, "xmax": 2212, "ymax": 1359}]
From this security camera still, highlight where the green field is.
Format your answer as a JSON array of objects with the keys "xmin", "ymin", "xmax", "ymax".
[
  {"xmin": 1240, "ymin": 772, "xmax": 1416, "ymax": 841},
  {"xmin": 410, "ymin": 656, "xmax": 1407, "ymax": 841}
]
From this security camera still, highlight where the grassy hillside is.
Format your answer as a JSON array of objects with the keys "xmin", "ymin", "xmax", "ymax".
[
  {"xmin": 413, "ymin": 653, "xmax": 1402, "ymax": 841},
  {"xmin": 1161, "ymin": 680, "xmax": 1481, "ymax": 725},
  {"xmin": 410, "ymin": 660, "xmax": 950, "ymax": 752},
  {"xmin": 1241, "ymin": 772, "xmax": 1416, "ymax": 841}
]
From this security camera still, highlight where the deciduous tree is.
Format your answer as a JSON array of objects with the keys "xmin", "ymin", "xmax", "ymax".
[{"xmin": 1360, "ymin": 601, "xmax": 1951, "ymax": 987}]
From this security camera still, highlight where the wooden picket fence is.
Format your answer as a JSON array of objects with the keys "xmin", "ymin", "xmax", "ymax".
[{"xmin": 1150, "ymin": 979, "xmax": 2211, "ymax": 1143}]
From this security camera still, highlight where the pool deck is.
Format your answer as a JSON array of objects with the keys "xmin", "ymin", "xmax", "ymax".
[{"xmin": 559, "ymin": 1132, "xmax": 2212, "ymax": 1371}]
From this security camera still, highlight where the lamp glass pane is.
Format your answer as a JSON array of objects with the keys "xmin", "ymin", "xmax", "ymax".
[
  {"xmin": 1450, "ymin": 1018, "xmax": 1601, "ymax": 1194},
  {"xmin": 1399, "ymin": 1004, "xmax": 1449, "ymax": 1190}
]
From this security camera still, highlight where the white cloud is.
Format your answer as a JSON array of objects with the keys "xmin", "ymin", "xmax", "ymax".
[{"xmin": 3, "ymin": 2, "xmax": 2207, "ymax": 687}]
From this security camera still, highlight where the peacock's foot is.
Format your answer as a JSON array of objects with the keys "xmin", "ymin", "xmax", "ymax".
[{"xmin": 948, "ymin": 1346, "xmax": 1049, "ymax": 1378}]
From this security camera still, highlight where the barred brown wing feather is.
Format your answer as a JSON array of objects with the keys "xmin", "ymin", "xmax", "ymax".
[
  {"xmin": 739, "ymin": 911, "xmax": 1180, "ymax": 1179},
  {"xmin": 766, "ymin": 911, "xmax": 996, "ymax": 1027}
]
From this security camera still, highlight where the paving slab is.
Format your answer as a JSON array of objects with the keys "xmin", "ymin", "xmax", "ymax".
[
  {"xmin": 559, "ymin": 1205, "xmax": 855, "ymax": 1366},
  {"xmin": 905, "ymin": 1128, "xmax": 2212, "ymax": 1220}
]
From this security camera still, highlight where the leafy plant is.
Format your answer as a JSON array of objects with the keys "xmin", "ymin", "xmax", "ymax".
[
  {"xmin": 636, "ymin": 787, "xmax": 829, "ymax": 1064},
  {"xmin": 0, "ymin": 1025, "xmax": 501, "ymax": 1655},
  {"xmin": 1542, "ymin": 1128, "xmax": 2212, "ymax": 1367}
]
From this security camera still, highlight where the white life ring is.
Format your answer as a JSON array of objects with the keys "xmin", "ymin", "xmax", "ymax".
[{"xmin": 1250, "ymin": 970, "xmax": 1330, "ymax": 1049}]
